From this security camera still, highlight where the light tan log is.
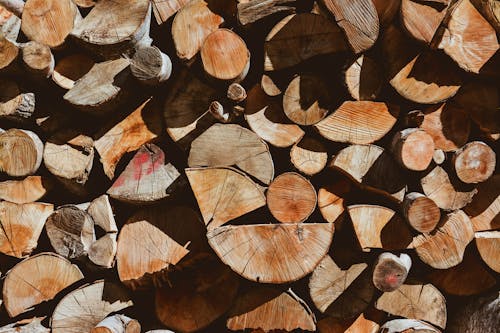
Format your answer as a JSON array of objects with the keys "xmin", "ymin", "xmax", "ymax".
[
  {"xmin": 391, "ymin": 128, "xmax": 435, "ymax": 171},
  {"xmin": 0, "ymin": 317, "xmax": 50, "ymax": 333},
  {"xmin": 372, "ymin": 252, "xmax": 411, "ymax": 292},
  {"xmin": 51, "ymin": 280, "xmax": 133, "ymax": 333},
  {"xmin": 344, "ymin": 54, "xmax": 383, "ymax": 101},
  {"xmin": 107, "ymin": 144, "xmax": 180, "ymax": 204},
  {"xmin": 0, "ymin": 33, "xmax": 18, "ymax": 71},
  {"xmin": 227, "ymin": 288, "xmax": 316, "ymax": 332},
  {"xmin": 267, "ymin": 172, "xmax": 317, "ymax": 223},
  {"xmin": 151, "ymin": 0, "xmax": 189, "ymax": 24},
  {"xmin": 21, "ymin": 41, "xmax": 54, "ymax": 79},
  {"xmin": 3, "ymin": 253, "xmax": 83, "ymax": 317},
  {"xmin": 91, "ymin": 315, "xmax": 140, "ymax": 333},
  {"xmin": 475, "ymin": 231, "xmax": 500, "ymax": 273},
  {"xmin": 227, "ymin": 83, "xmax": 247, "ymax": 102},
  {"xmin": 413, "ymin": 210, "xmax": 474, "ymax": 269},
  {"xmin": 237, "ymin": 0, "xmax": 297, "ymax": 25},
  {"xmin": 0, "ymin": 176, "xmax": 51, "ymax": 203},
  {"xmin": 372, "ymin": 0, "xmax": 401, "ymax": 26},
  {"xmin": 264, "ymin": 13, "xmax": 347, "ymax": 71},
  {"xmin": 375, "ymin": 283, "xmax": 447, "ymax": 329},
  {"xmin": 0, "ymin": 128, "xmax": 43, "ymax": 177},
  {"xmin": 172, "ymin": 0, "xmax": 223, "ymax": 61},
  {"xmin": 471, "ymin": 0, "xmax": 500, "ymax": 32},
  {"xmin": 402, "ymin": 192, "xmax": 441, "ymax": 233},
  {"xmin": 208, "ymin": 222, "xmax": 334, "ymax": 283},
  {"xmin": 315, "ymin": 101, "xmax": 398, "ymax": 144},
  {"xmin": 433, "ymin": 149, "xmax": 446, "ymax": 164},
  {"xmin": 290, "ymin": 137, "xmax": 328, "ymax": 176},
  {"xmin": 52, "ymin": 54, "xmax": 94, "ymax": 90},
  {"xmin": 95, "ymin": 97, "xmax": 162, "ymax": 179},
  {"xmin": 464, "ymin": 174, "xmax": 499, "ymax": 231},
  {"xmin": 453, "ymin": 141, "xmax": 496, "ymax": 184},
  {"xmin": 318, "ymin": 178, "xmax": 351, "ymax": 223},
  {"xmin": 87, "ymin": 194, "xmax": 117, "ymax": 233},
  {"xmin": 0, "ymin": 201, "xmax": 53, "ymax": 258},
  {"xmin": 131, "ymin": 46, "xmax": 172, "ymax": 85},
  {"xmin": 0, "ymin": 0, "xmax": 24, "ymax": 17},
  {"xmin": 448, "ymin": 290, "xmax": 499, "ymax": 333},
  {"xmin": 0, "ymin": 80, "xmax": 35, "ymax": 121},
  {"xmin": 188, "ymin": 123, "xmax": 274, "ymax": 184},
  {"xmin": 261, "ymin": 74, "xmax": 282, "ymax": 96},
  {"xmin": 380, "ymin": 319, "xmax": 441, "ymax": 333},
  {"xmin": 0, "ymin": 5, "xmax": 21, "ymax": 42},
  {"xmin": 317, "ymin": 309, "xmax": 385, "ymax": 333},
  {"xmin": 401, "ymin": 0, "xmax": 450, "ymax": 44}
]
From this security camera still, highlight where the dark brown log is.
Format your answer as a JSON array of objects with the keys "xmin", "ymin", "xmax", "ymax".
[
  {"xmin": 453, "ymin": 141, "xmax": 496, "ymax": 184},
  {"xmin": 402, "ymin": 192, "xmax": 441, "ymax": 233},
  {"xmin": 448, "ymin": 291, "xmax": 499, "ymax": 333},
  {"xmin": 464, "ymin": 174, "xmax": 499, "ymax": 231},
  {"xmin": 372, "ymin": 0, "xmax": 400, "ymax": 26},
  {"xmin": 0, "ymin": 80, "xmax": 35, "ymax": 121},
  {"xmin": 372, "ymin": 252, "xmax": 412, "ymax": 292},
  {"xmin": 227, "ymin": 82, "xmax": 247, "ymax": 102}
]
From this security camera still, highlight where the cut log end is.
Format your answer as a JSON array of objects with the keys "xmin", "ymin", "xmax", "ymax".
[
  {"xmin": 22, "ymin": 41, "xmax": 54, "ymax": 78},
  {"xmin": 290, "ymin": 137, "xmax": 328, "ymax": 176},
  {"xmin": 131, "ymin": 46, "xmax": 172, "ymax": 85},
  {"xmin": 391, "ymin": 128, "xmax": 435, "ymax": 171},
  {"xmin": 453, "ymin": 141, "xmax": 496, "ymax": 184},
  {"xmin": 372, "ymin": 253, "xmax": 412, "ymax": 292},
  {"xmin": 403, "ymin": 192, "xmax": 441, "ymax": 233},
  {"xmin": 52, "ymin": 54, "xmax": 94, "ymax": 90},
  {"xmin": 0, "ymin": 128, "xmax": 43, "ymax": 177}
]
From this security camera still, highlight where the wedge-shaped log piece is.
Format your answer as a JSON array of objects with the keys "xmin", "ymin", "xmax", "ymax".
[
  {"xmin": 227, "ymin": 288, "xmax": 316, "ymax": 332},
  {"xmin": 88, "ymin": 233, "xmax": 117, "ymax": 269},
  {"xmin": 186, "ymin": 167, "xmax": 266, "ymax": 230},
  {"xmin": 0, "ymin": 80, "xmax": 35, "ymax": 121},
  {"xmin": 264, "ymin": 13, "xmax": 347, "ymax": 71},
  {"xmin": 208, "ymin": 222, "xmax": 334, "ymax": 283},
  {"xmin": 108, "ymin": 144, "xmax": 180, "ymax": 204},
  {"xmin": 0, "ymin": 176, "xmax": 51, "ymax": 204},
  {"xmin": 317, "ymin": 309, "xmax": 385, "ymax": 333},
  {"xmin": 475, "ymin": 231, "xmax": 500, "ymax": 273},
  {"xmin": 238, "ymin": 0, "xmax": 297, "ymax": 25},
  {"xmin": 453, "ymin": 141, "xmax": 495, "ymax": 184},
  {"xmin": 87, "ymin": 194, "xmax": 117, "ymax": 233},
  {"xmin": 373, "ymin": 253, "xmax": 412, "ymax": 292},
  {"xmin": 51, "ymin": 280, "xmax": 133, "ymax": 333},
  {"xmin": 0, "ymin": 201, "xmax": 53, "ymax": 258},
  {"xmin": 152, "ymin": 0, "xmax": 189, "ymax": 24},
  {"xmin": 0, "ymin": 128, "xmax": 43, "ymax": 177},
  {"xmin": 375, "ymin": 283, "xmax": 447, "ymax": 329},
  {"xmin": 290, "ymin": 137, "xmax": 328, "ymax": 176},
  {"xmin": 0, "ymin": 317, "xmax": 49, "ymax": 333},
  {"xmin": 315, "ymin": 101, "xmax": 398, "ymax": 144},
  {"xmin": 3, "ymin": 253, "xmax": 83, "ymax": 317},
  {"xmin": 413, "ymin": 210, "xmax": 474, "ymax": 269},
  {"xmin": 91, "ymin": 315, "xmax": 140, "ymax": 333},
  {"xmin": 472, "ymin": 0, "xmax": 500, "ymax": 32},
  {"xmin": 188, "ymin": 123, "xmax": 274, "ymax": 185},
  {"xmin": 318, "ymin": 178, "xmax": 351, "ymax": 223},
  {"xmin": 380, "ymin": 319, "xmax": 441, "ymax": 333},
  {"xmin": 52, "ymin": 54, "xmax": 94, "ymax": 90},
  {"xmin": 344, "ymin": 54, "xmax": 383, "ymax": 101},
  {"xmin": 401, "ymin": 0, "xmax": 450, "ymax": 44}
]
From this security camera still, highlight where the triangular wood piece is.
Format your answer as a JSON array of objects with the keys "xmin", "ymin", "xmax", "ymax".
[
  {"xmin": 464, "ymin": 170, "xmax": 499, "ymax": 232},
  {"xmin": 87, "ymin": 194, "xmax": 117, "ymax": 233},
  {"xmin": 475, "ymin": 231, "xmax": 500, "ymax": 273},
  {"xmin": 0, "ymin": 176, "xmax": 51, "ymax": 204},
  {"xmin": 317, "ymin": 309, "xmax": 386, "ymax": 333},
  {"xmin": 0, "ymin": 317, "xmax": 50, "ymax": 333}
]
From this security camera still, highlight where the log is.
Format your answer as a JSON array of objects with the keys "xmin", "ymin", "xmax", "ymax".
[
  {"xmin": 0, "ymin": 128, "xmax": 43, "ymax": 177},
  {"xmin": 402, "ymin": 192, "xmax": 441, "ymax": 233},
  {"xmin": 186, "ymin": 167, "xmax": 266, "ymax": 230},
  {"xmin": 400, "ymin": 0, "xmax": 450, "ymax": 44},
  {"xmin": 380, "ymin": 319, "xmax": 441, "ymax": 333},
  {"xmin": 0, "ymin": 80, "xmax": 35, "ymax": 121},
  {"xmin": 0, "ymin": 201, "xmax": 53, "ymax": 258},
  {"xmin": 266, "ymin": 172, "xmax": 317, "ymax": 223},
  {"xmin": 264, "ymin": 13, "xmax": 347, "ymax": 71},
  {"xmin": 413, "ymin": 210, "xmax": 474, "ymax": 269},
  {"xmin": 52, "ymin": 54, "xmax": 94, "ymax": 90},
  {"xmin": 317, "ymin": 309, "xmax": 385, "ymax": 333},
  {"xmin": 87, "ymin": 195, "xmax": 117, "ymax": 233},
  {"xmin": 227, "ymin": 82, "xmax": 247, "ymax": 102},
  {"xmin": 227, "ymin": 287, "xmax": 316, "ymax": 332},
  {"xmin": 315, "ymin": 101, "xmax": 398, "ymax": 144},
  {"xmin": 453, "ymin": 141, "xmax": 496, "ymax": 184},
  {"xmin": 51, "ymin": 280, "xmax": 133, "ymax": 333},
  {"xmin": 107, "ymin": 144, "xmax": 181, "ymax": 204},
  {"xmin": 464, "ymin": 174, "xmax": 499, "ymax": 231},
  {"xmin": 448, "ymin": 291, "xmax": 499, "ymax": 333},
  {"xmin": 73, "ymin": 0, "xmax": 95, "ymax": 8},
  {"xmin": 88, "ymin": 233, "xmax": 117, "ymax": 268},
  {"xmin": 372, "ymin": 252, "xmax": 412, "ymax": 292},
  {"xmin": 261, "ymin": 74, "xmax": 282, "ymax": 96},
  {"xmin": 0, "ymin": 176, "xmax": 51, "ymax": 203},
  {"xmin": 344, "ymin": 54, "xmax": 383, "ymax": 101},
  {"xmin": 237, "ymin": 0, "xmax": 297, "ymax": 25},
  {"xmin": 0, "ymin": 0, "xmax": 23, "ymax": 17},
  {"xmin": 372, "ymin": 0, "xmax": 400, "ymax": 26},
  {"xmin": 0, "ymin": 5, "xmax": 21, "ymax": 42},
  {"xmin": 318, "ymin": 177, "xmax": 351, "ymax": 223},
  {"xmin": 0, "ymin": 33, "xmax": 18, "ymax": 72},
  {"xmin": 130, "ymin": 46, "xmax": 172, "ymax": 85},
  {"xmin": 375, "ymin": 283, "xmax": 447, "ymax": 329},
  {"xmin": 3, "ymin": 253, "xmax": 83, "ymax": 317},
  {"xmin": 433, "ymin": 149, "xmax": 446, "ymax": 164},
  {"xmin": 207, "ymin": 222, "xmax": 334, "ymax": 283},
  {"xmin": 290, "ymin": 137, "xmax": 328, "ymax": 176},
  {"xmin": 471, "ymin": 0, "xmax": 500, "ymax": 32},
  {"xmin": 391, "ymin": 128, "xmax": 435, "ymax": 171},
  {"xmin": 0, "ymin": 317, "xmax": 50, "ymax": 333},
  {"xmin": 151, "ymin": 0, "xmax": 189, "ymax": 24},
  {"xmin": 475, "ymin": 230, "xmax": 499, "ymax": 273},
  {"xmin": 21, "ymin": 41, "xmax": 54, "ymax": 79},
  {"xmin": 91, "ymin": 315, "xmax": 140, "ymax": 333},
  {"xmin": 207, "ymin": 100, "xmax": 231, "ymax": 123}
]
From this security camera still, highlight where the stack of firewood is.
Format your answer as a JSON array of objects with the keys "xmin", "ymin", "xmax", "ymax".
[{"xmin": 0, "ymin": 0, "xmax": 498, "ymax": 332}]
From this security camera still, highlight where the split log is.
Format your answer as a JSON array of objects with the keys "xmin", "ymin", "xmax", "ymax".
[
  {"xmin": 130, "ymin": 46, "xmax": 172, "ymax": 85},
  {"xmin": 344, "ymin": 54, "xmax": 383, "ymax": 101},
  {"xmin": 227, "ymin": 83, "xmax": 247, "ymax": 102},
  {"xmin": 186, "ymin": 167, "xmax": 266, "ymax": 230},
  {"xmin": 107, "ymin": 144, "xmax": 181, "ymax": 204},
  {"xmin": 237, "ymin": 0, "xmax": 297, "ymax": 25},
  {"xmin": 0, "ymin": 201, "xmax": 53, "ymax": 258},
  {"xmin": 91, "ymin": 315, "xmax": 140, "ymax": 333},
  {"xmin": 433, "ymin": 149, "xmax": 446, "ymax": 165},
  {"xmin": 0, "ymin": 0, "xmax": 23, "ymax": 17},
  {"xmin": 87, "ymin": 194, "xmax": 117, "ymax": 233},
  {"xmin": 391, "ymin": 128, "xmax": 435, "ymax": 171},
  {"xmin": 0, "ymin": 176, "xmax": 51, "ymax": 203},
  {"xmin": 372, "ymin": 0, "xmax": 401, "ymax": 26},
  {"xmin": 464, "ymin": 174, "xmax": 499, "ymax": 231},
  {"xmin": 21, "ymin": 41, "xmax": 54, "ymax": 79},
  {"xmin": 0, "ymin": 128, "xmax": 43, "ymax": 177},
  {"xmin": 88, "ymin": 233, "xmax": 117, "ymax": 268},
  {"xmin": 471, "ymin": 0, "xmax": 500, "ymax": 32},
  {"xmin": 207, "ymin": 100, "xmax": 231, "ymax": 123},
  {"xmin": 448, "ymin": 290, "xmax": 499, "ymax": 333},
  {"xmin": 437, "ymin": 0, "xmax": 499, "ymax": 73},
  {"xmin": 317, "ymin": 309, "xmax": 385, "ymax": 333},
  {"xmin": 0, "ymin": 317, "xmax": 50, "ymax": 333},
  {"xmin": 3, "ymin": 253, "xmax": 83, "ymax": 317},
  {"xmin": 52, "ymin": 54, "xmax": 94, "ymax": 90},
  {"xmin": 421, "ymin": 166, "xmax": 477, "ymax": 210},
  {"xmin": 45, "ymin": 205, "xmax": 96, "ymax": 259},
  {"xmin": 0, "ymin": 80, "xmax": 35, "ymax": 121},
  {"xmin": 400, "ymin": 0, "xmax": 450, "ymax": 44},
  {"xmin": 315, "ymin": 101, "xmax": 398, "ymax": 144},
  {"xmin": 207, "ymin": 222, "xmax": 334, "ymax": 283},
  {"xmin": 261, "ymin": 74, "xmax": 282, "ymax": 96},
  {"xmin": 172, "ymin": 0, "xmax": 223, "ymax": 62},
  {"xmin": 95, "ymin": 97, "xmax": 162, "ymax": 179},
  {"xmin": 348, "ymin": 205, "xmax": 413, "ymax": 251},
  {"xmin": 318, "ymin": 178, "xmax": 352, "ymax": 223},
  {"xmin": 320, "ymin": 0, "xmax": 379, "ymax": 53},
  {"xmin": 51, "ymin": 280, "xmax": 133, "ymax": 333},
  {"xmin": 0, "ymin": 4, "xmax": 21, "ymax": 41},
  {"xmin": 264, "ymin": 13, "xmax": 347, "ymax": 71},
  {"xmin": 188, "ymin": 123, "xmax": 274, "ymax": 184},
  {"xmin": 372, "ymin": 252, "xmax": 412, "ymax": 292},
  {"xmin": 453, "ymin": 141, "xmax": 496, "ymax": 184},
  {"xmin": 380, "ymin": 319, "xmax": 441, "ymax": 333},
  {"xmin": 0, "ymin": 33, "xmax": 18, "ymax": 72},
  {"xmin": 266, "ymin": 172, "xmax": 317, "ymax": 223},
  {"xmin": 375, "ymin": 283, "xmax": 447, "ymax": 329},
  {"xmin": 402, "ymin": 192, "xmax": 441, "ymax": 233},
  {"xmin": 475, "ymin": 231, "xmax": 499, "ymax": 272},
  {"xmin": 290, "ymin": 137, "xmax": 328, "ymax": 176},
  {"xmin": 151, "ymin": 0, "xmax": 189, "ymax": 24},
  {"xmin": 227, "ymin": 288, "xmax": 316, "ymax": 332},
  {"xmin": 413, "ymin": 210, "xmax": 474, "ymax": 269}
]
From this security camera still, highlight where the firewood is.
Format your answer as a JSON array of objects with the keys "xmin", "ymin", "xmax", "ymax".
[
  {"xmin": 95, "ymin": 97, "xmax": 162, "ymax": 179},
  {"xmin": 464, "ymin": 174, "xmax": 499, "ymax": 231},
  {"xmin": 63, "ymin": 58, "xmax": 131, "ymax": 114},
  {"xmin": 88, "ymin": 233, "xmax": 117, "ymax": 268},
  {"xmin": 91, "ymin": 315, "xmax": 140, "ymax": 333},
  {"xmin": 21, "ymin": 41, "xmax": 54, "ymax": 79},
  {"xmin": 375, "ymin": 283, "xmax": 447, "ymax": 329},
  {"xmin": 0, "ymin": 0, "xmax": 23, "ymax": 17},
  {"xmin": 237, "ymin": 0, "xmax": 297, "ymax": 25},
  {"xmin": 87, "ymin": 195, "xmax": 117, "ymax": 233},
  {"xmin": 391, "ymin": 128, "xmax": 435, "ymax": 171},
  {"xmin": 3, "ymin": 252, "xmax": 83, "ymax": 317},
  {"xmin": 227, "ymin": 287, "xmax": 316, "ymax": 332},
  {"xmin": 413, "ymin": 210, "xmax": 474, "ymax": 269},
  {"xmin": 188, "ymin": 123, "xmax": 274, "ymax": 184},
  {"xmin": 0, "ymin": 317, "xmax": 50, "ymax": 333},
  {"xmin": 348, "ymin": 205, "xmax": 413, "ymax": 251},
  {"xmin": 317, "ymin": 309, "xmax": 386, "ymax": 333},
  {"xmin": 207, "ymin": 222, "xmax": 334, "ymax": 283},
  {"xmin": 475, "ymin": 230, "xmax": 499, "ymax": 273},
  {"xmin": 290, "ymin": 137, "xmax": 328, "ymax": 176},
  {"xmin": 344, "ymin": 54, "xmax": 383, "ymax": 101},
  {"xmin": 0, "ymin": 4, "xmax": 20, "ymax": 40},
  {"xmin": 73, "ymin": 0, "xmax": 95, "ymax": 8},
  {"xmin": 227, "ymin": 83, "xmax": 247, "ymax": 103},
  {"xmin": 0, "ymin": 176, "xmax": 51, "ymax": 203},
  {"xmin": 171, "ymin": 0, "xmax": 223, "ymax": 62},
  {"xmin": 186, "ymin": 167, "xmax": 266, "ymax": 230},
  {"xmin": 207, "ymin": 100, "xmax": 230, "ymax": 123},
  {"xmin": 471, "ymin": 0, "xmax": 500, "ymax": 32},
  {"xmin": 400, "ymin": 0, "xmax": 450, "ymax": 44},
  {"xmin": 266, "ymin": 172, "xmax": 317, "ymax": 223},
  {"xmin": 245, "ymin": 84, "xmax": 305, "ymax": 147},
  {"xmin": 453, "ymin": 141, "xmax": 496, "ymax": 184},
  {"xmin": 0, "ymin": 80, "xmax": 35, "ymax": 121},
  {"xmin": 320, "ymin": 0, "xmax": 379, "ymax": 53},
  {"xmin": 437, "ymin": 0, "xmax": 499, "ymax": 73},
  {"xmin": 372, "ymin": 0, "xmax": 400, "ymax": 26},
  {"xmin": 261, "ymin": 74, "xmax": 282, "ymax": 96},
  {"xmin": 130, "ymin": 46, "xmax": 172, "ymax": 85},
  {"xmin": 52, "ymin": 54, "xmax": 94, "ymax": 90},
  {"xmin": 0, "ymin": 33, "xmax": 18, "ymax": 72},
  {"xmin": 51, "ymin": 280, "xmax": 133, "ymax": 333},
  {"xmin": 433, "ymin": 149, "xmax": 446, "ymax": 164},
  {"xmin": 402, "ymin": 192, "xmax": 441, "ymax": 233},
  {"xmin": 318, "ymin": 178, "xmax": 351, "ymax": 223},
  {"xmin": 0, "ymin": 201, "xmax": 53, "ymax": 258},
  {"xmin": 421, "ymin": 166, "xmax": 477, "ymax": 210},
  {"xmin": 448, "ymin": 290, "xmax": 499, "ymax": 333},
  {"xmin": 0, "ymin": 128, "xmax": 43, "ymax": 176},
  {"xmin": 380, "ymin": 319, "xmax": 441, "ymax": 333},
  {"xmin": 264, "ymin": 13, "xmax": 347, "ymax": 71},
  {"xmin": 107, "ymin": 144, "xmax": 181, "ymax": 204},
  {"xmin": 151, "ymin": 0, "xmax": 189, "ymax": 24},
  {"xmin": 372, "ymin": 252, "xmax": 412, "ymax": 292},
  {"xmin": 315, "ymin": 101, "xmax": 398, "ymax": 144}
]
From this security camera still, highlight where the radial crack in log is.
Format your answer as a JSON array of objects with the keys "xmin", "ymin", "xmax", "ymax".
[{"xmin": 290, "ymin": 137, "xmax": 328, "ymax": 176}]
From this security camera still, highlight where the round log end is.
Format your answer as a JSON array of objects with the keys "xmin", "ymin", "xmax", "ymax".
[{"xmin": 454, "ymin": 141, "xmax": 496, "ymax": 184}]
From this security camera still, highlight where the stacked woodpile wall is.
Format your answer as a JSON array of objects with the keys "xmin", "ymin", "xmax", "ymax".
[{"xmin": 0, "ymin": 0, "xmax": 498, "ymax": 332}]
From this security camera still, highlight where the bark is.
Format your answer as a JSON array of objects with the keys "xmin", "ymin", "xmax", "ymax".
[{"xmin": 237, "ymin": 0, "xmax": 297, "ymax": 25}]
